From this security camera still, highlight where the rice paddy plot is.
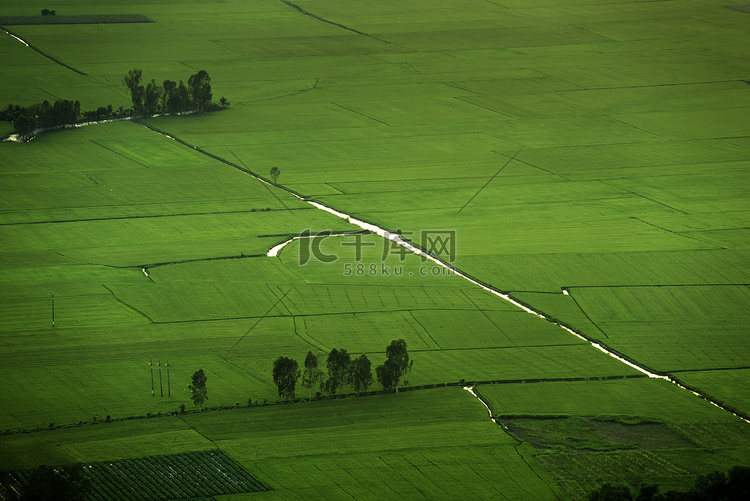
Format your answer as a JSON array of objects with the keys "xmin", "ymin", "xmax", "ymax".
[
  {"xmin": 565, "ymin": 285, "xmax": 750, "ymax": 375},
  {"xmin": 478, "ymin": 378, "xmax": 738, "ymax": 423},
  {"xmin": 188, "ymin": 387, "xmax": 566, "ymax": 500},
  {"xmin": 406, "ymin": 344, "xmax": 638, "ymax": 387},
  {"xmin": 408, "ymin": 309, "xmax": 583, "ymax": 350},
  {"xmin": 535, "ymin": 451, "xmax": 689, "ymax": 501},
  {"xmin": 453, "ymin": 250, "xmax": 750, "ymax": 293},
  {"xmin": 0, "ymin": 347, "xmax": 282, "ymax": 431},
  {"xmin": 514, "ymin": 139, "xmax": 749, "ymax": 179},
  {"xmin": 0, "ymin": 15, "xmax": 154, "ymax": 25},
  {"xmin": 671, "ymin": 368, "xmax": 750, "ymax": 417},
  {"xmin": 0, "ymin": 36, "xmax": 125, "ymax": 109},
  {"xmin": 0, "ymin": 450, "xmax": 269, "ymax": 501}
]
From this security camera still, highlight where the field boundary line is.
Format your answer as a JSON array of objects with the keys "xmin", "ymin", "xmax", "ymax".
[
  {"xmin": 408, "ymin": 310, "xmax": 442, "ymax": 349},
  {"xmin": 598, "ymin": 179, "xmax": 688, "ymax": 215},
  {"xmin": 1, "ymin": 26, "xmax": 86, "ymax": 75},
  {"xmin": 101, "ymin": 284, "xmax": 155, "ymax": 323},
  {"xmin": 225, "ymin": 289, "xmax": 292, "ymax": 356},
  {"xmin": 565, "ymin": 290, "xmax": 609, "ymax": 339},
  {"xmin": 150, "ymin": 307, "xmax": 525, "ymax": 326},
  {"xmin": 667, "ymin": 366, "xmax": 750, "ymax": 374},
  {"xmin": 90, "ymin": 139, "xmax": 151, "ymax": 168},
  {"xmin": 0, "ymin": 209, "xmax": 305, "ymax": 227},
  {"xmin": 267, "ymin": 284, "xmax": 330, "ymax": 352},
  {"xmin": 457, "ymin": 148, "xmax": 523, "ymax": 213},
  {"xmin": 563, "ymin": 283, "xmax": 750, "ymax": 289},
  {"xmin": 227, "ymin": 146, "xmax": 297, "ymax": 213},
  {"xmin": 630, "ymin": 217, "xmax": 727, "ymax": 249},
  {"xmin": 331, "ymin": 102, "xmax": 391, "ymax": 126},
  {"xmin": 279, "ymin": 0, "xmax": 395, "ymax": 45},
  {"xmin": 460, "ymin": 290, "xmax": 515, "ymax": 344}
]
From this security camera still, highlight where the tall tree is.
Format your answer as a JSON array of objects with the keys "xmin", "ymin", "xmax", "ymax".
[
  {"xmin": 123, "ymin": 68, "xmax": 145, "ymax": 116},
  {"xmin": 188, "ymin": 70, "xmax": 212, "ymax": 112},
  {"xmin": 376, "ymin": 339, "xmax": 411, "ymax": 393},
  {"xmin": 325, "ymin": 348, "xmax": 351, "ymax": 395},
  {"xmin": 270, "ymin": 167, "xmax": 280, "ymax": 186},
  {"xmin": 175, "ymin": 80, "xmax": 190, "ymax": 112},
  {"xmin": 144, "ymin": 79, "xmax": 163, "ymax": 115},
  {"xmin": 13, "ymin": 110, "xmax": 35, "ymax": 140},
  {"xmin": 162, "ymin": 79, "xmax": 176, "ymax": 112},
  {"xmin": 349, "ymin": 354, "xmax": 373, "ymax": 395},
  {"xmin": 272, "ymin": 356, "xmax": 300, "ymax": 402},
  {"xmin": 302, "ymin": 351, "xmax": 323, "ymax": 400},
  {"xmin": 188, "ymin": 368, "xmax": 208, "ymax": 410}
]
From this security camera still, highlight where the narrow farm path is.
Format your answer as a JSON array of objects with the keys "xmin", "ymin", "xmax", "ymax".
[{"xmin": 1, "ymin": 26, "xmax": 86, "ymax": 74}]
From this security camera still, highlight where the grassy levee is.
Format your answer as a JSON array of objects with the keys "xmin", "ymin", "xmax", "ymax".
[{"xmin": 1, "ymin": 0, "xmax": 749, "ymax": 498}]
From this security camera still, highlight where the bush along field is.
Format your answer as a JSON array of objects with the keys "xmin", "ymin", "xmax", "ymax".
[{"xmin": 1, "ymin": 0, "xmax": 749, "ymax": 499}]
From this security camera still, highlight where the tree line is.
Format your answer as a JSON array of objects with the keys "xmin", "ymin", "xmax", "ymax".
[
  {"xmin": 588, "ymin": 465, "xmax": 750, "ymax": 501},
  {"xmin": 1, "ymin": 68, "xmax": 228, "ymax": 140},
  {"xmin": 273, "ymin": 339, "xmax": 413, "ymax": 402}
]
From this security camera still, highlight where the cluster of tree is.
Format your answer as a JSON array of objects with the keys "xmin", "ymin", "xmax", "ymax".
[
  {"xmin": 7, "ymin": 463, "xmax": 91, "ymax": 501},
  {"xmin": 272, "ymin": 339, "xmax": 413, "ymax": 401},
  {"xmin": 123, "ymin": 68, "xmax": 228, "ymax": 117},
  {"xmin": 1, "ymin": 100, "xmax": 83, "ymax": 140},
  {"xmin": 376, "ymin": 339, "xmax": 412, "ymax": 393},
  {"xmin": 588, "ymin": 465, "xmax": 750, "ymax": 501},
  {"xmin": 1, "ymin": 68, "xmax": 229, "ymax": 141},
  {"xmin": 41, "ymin": 9, "xmax": 57, "ymax": 16}
]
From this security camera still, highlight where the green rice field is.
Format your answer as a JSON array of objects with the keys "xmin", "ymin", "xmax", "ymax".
[{"xmin": 1, "ymin": 0, "xmax": 748, "ymax": 499}]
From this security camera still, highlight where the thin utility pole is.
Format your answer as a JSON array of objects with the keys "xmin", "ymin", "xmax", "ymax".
[
  {"xmin": 150, "ymin": 360, "xmax": 154, "ymax": 396},
  {"xmin": 51, "ymin": 292, "xmax": 55, "ymax": 327},
  {"xmin": 158, "ymin": 360, "xmax": 163, "ymax": 397},
  {"xmin": 166, "ymin": 361, "xmax": 171, "ymax": 397}
]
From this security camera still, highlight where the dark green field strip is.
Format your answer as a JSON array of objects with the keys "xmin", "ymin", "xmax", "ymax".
[
  {"xmin": 0, "ymin": 15, "xmax": 154, "ymax": 25},
  {"xmin": 0, "ymin": 450, "xmax": 270, "ymax": 501},
  {"xmin": 563, "ymin": 283, "xmax": 750, "ymax": 289},
  {"xmin": 668, "ymin": 366, "xmax": 750, "ymax": 374},
  {"xmin": 0, "ymin": 207, "xmax": 313, "ymax": 226}
]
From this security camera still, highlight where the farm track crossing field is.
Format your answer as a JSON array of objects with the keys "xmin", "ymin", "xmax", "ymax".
[{"xmin": 1, "ymin": 0, "xmax": 749, "ymax": 498}]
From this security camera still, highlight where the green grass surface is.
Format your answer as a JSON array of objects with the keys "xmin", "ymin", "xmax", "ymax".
[
  {"xmin": 1, "ymin": 0, "xmax": 749, "ymax": 498},
  {"xmin": 0, "ymin": 388, "xmax": 568, "ymax": 500},
  {"xmin": 478, "ymin": 378, "xmax": 750, "ymax": 499},
  {"xmin": 478, "ymin": 378, "xmax": 738, "ymax": 422}
]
